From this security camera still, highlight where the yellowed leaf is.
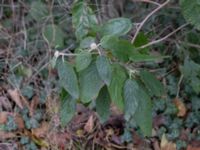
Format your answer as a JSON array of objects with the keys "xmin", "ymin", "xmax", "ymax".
[
  {"xmin": 173, "ymin": 98, "xmax": 187, "ymax": 117},
  {"xmin": 161, "ymin": 134, "xmax": 176, "ymax": 150},
  {"xmin": 84, "ymin": 115, "xmax": 94, "ymax": 133},
  {"xmin": 8, "ymin": 89, "xmax": 23, "ymax": 109}
]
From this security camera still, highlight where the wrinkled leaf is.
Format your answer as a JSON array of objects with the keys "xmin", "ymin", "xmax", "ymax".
[
  {"xmin": 43, "ymin": 24, "xmax": 64, "ymax": 48},
  {"xmin": 72, "ymin": 1, "xmax": 97, "ymax": 40},
  {"xmin": 79, "ymin": 62, "xmax": 104, "ymax": 103},
  {"xmin": 101, "ymin": 36, "xmax": 135, "ymax": 62},
  {"xmin": 140, "ymin": 70, "xmax": 164, "ymax": 97},
  {"xmin": 60, "ymin": 95, "xmax": 76, "ymax": 126},
  {"xmin": 96, "ymin": 86, "xmax": 111, "ymax": 123},
  {"xmin": 30, "ymin": 1, "xmax": 48, "ymax": 22},
  {"xmin": 124, "ymin": 79, "xmax": 139, "ymax": 121},
  {"xmin": 75, "ymin": 51, "xmax": 92, "ymax": 72},
  {"xmin": 57, "ymin": 60, "xmax": 79, "ymax": 99},
  {"xmin": 96, "ymin": 56, "xmax": 112, "ymax": 85},
  {"xmin": 100, "ymin": 18, "xmax": 132, "ymax": 36},
  {"xmin": 180, "ymin": 0, "xmax": 200, "ymax": 30},
  {"xmin": 108, "ymin": 65, "xmax": 127, "ymax": 111}
]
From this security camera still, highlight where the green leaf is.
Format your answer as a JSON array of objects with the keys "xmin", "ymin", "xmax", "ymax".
[
  {"xmin": 129, "ymin": 53, "xmax": 169, "ymax": 62},
  {"xmin": 57, "ymin": 60, "xmax": 79, "ymax": 99},
  {"xmin": 180, "ymin": 0, "xmax": 200, "ymax": 30},
  {"xmin": 134, "ymin": 32, "xmax": 149, "ymax": 53},
  {"xmin": 29, "ymin": 1, "xmax": 48, "ymax": 22},
  {"xmin": 134, "ymin": 82, "xmax": 152, "ymax": 137},
  {"xmin": 80, "ymin": 37, "xmax": 96, "ymax": 49},
  {"xmin": 43, "ymin": 24, "xmax": 64, "ymax": 48},
  {"xmin": 96, "ymin": 86, "xmax": 111, "ymax": 123},
  {"xmin": 140, "ymin": 70, "xmax": 164, "ymax": 97},
  {"xmin": 96, "ymin": 56, "xmax": 112, "ymax": 85},
  {"xmin": 75, "ymin": 51, "xmax": 92, "ymax": 72},
  {"xmin": 72, "ymin": 1, "xmax": 97, "ymax": 40},
  {"xmin": 79, "ymin": 62, "xmax": 104, "ymax": 103},
  {"xmin": 123, "ymin": 79, "xmax": 139, "ymax": 121},
  {"xmin": 101, "ymin": 36, "xmax": 135, "ymax": 62},
  {"xmin": 124, "ymin": 79, "xmax": 152, "ymax": 136},
  {"xmin": 108, "ymin": 65, "xmax": 127, "ymax": 111},
  {"xmin": 60, "ymin": 95, "xmax": 76, "ymax": 127},
  {"xmin": 100, "ymin": 18, "xmax": 132, "ymax": 36}
]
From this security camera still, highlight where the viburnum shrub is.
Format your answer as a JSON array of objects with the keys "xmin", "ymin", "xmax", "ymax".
[{"xmin": 51, "ymin": 0, "xmax": 200, "ymax": 137}]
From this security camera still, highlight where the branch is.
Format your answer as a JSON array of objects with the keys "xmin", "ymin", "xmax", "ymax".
[
  {"xmin": 138, "ymin": 23, "xmax": 189, "ymax": 49},
  {"xmin": 131, "ymin": 0, "xmax": 170, "ymax": 44}
]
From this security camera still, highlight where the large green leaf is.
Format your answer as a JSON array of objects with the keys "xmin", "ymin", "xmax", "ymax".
[
  {"xmin": 43, "ymin": 24, "xmax": 65, "ymax": 48},
  {"xmin": 134, "ymin": 82, "xmax": 152, "ymax": 137},
  {"xmin": 29, "ymin": 1, "xmax": 48, "ymax": 22},
  {"xmin": 124, "ymin": 79, "xmax": 152, "ymax": 136},
  {"xmin": 108, "ymin": 65, "xmax": 127, "ymax": 111},
  {"xmin": 96, "ymin": 86, "xmax": 111, "ymax": 123},
  {"xmin": 123, "ymin": 79, "xmax": 139, "ymax": 121},
  {"xmin": 57, "ymin": 60, "xmax": 79, "ymax": 99},
  {"xmin": 101, "ymin": 36, "xmax": 135, "ymax": 62},
  {"xmin": 180, "ymin": 0, "xmax": 200, "ymax": 30},
  {"xmin": 100, "ymin": 18, "xmax": 132, "ymax": 36},
  {"xmin": 72, "ymin": 1, "xmax": 97, "ymax": 40},
  {"xmin": 96, "ymin": 56, "xmax": 112, "ymax": 85},
  {"xmin": 75, "ymin": 51, "xmax": 92, "ymax": 72},
  {"xmin": 79, "ymin": 62, "xmax": 104, "ymax": 103},
  {"xmin": 140, "ymin": 70, "xmax": 164, "ymax": 97},
  {"xmin": 80, "ymin": 37, "xmax": 96, "ymax": 49},
  {"xmin": 60, "ymin": 95, "xmax": 76, "ymax": 127}
]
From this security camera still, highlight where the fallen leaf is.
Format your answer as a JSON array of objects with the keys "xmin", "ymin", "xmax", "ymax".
[
  {"xmin": 160, "ymin": 134, "xmax": 176, "ymax": 150},
  {"xmin": 32, "ymin": 122, "xmax": 49, "ymax": 138},
  {"xmin": 29, "ymin": 96, "xmax": 39, "ymax": 117},
  {"xmin": 173, "ymin": 98, "xmax": 187, "ymax": 117},
  {"xmin": 8, "ymin": 89, "xmax": 23, "ymax": 109},
  {"xmin": 0, "ymin": 111, "xmax": 9, "ymax": 124},
  {"xmin": 84, "ymin": 115, "xmax": 94, "ymax": 133},
  {"xmin": 14, "ymin": 114, "xmax": 25, "ymax": 129},
  {"xmin": 187, "ymin": 145, "xmax": 200, "ymax": 150},
  {"xmin": 0, "ymin": 131, "xmax": 16, "ymax": 139},
  {"xmin": 0, "ymin": 96, "xmax": 12, "ymax": 110}
]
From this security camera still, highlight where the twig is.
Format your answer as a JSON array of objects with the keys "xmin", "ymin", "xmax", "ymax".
[
  {"xmin": 138, "ymin": 23, "xmax": 189, "ymax": 49},
  {"xmin": 132, "ymin": 0, "xmax": 161, "ymax": 6},
  {"xmin": 131, "ymin": 0, "xmax": 171, "ymax": 44},
  {"xmin": 176, "ymin": 74, "xmax": 184, "ymax": 98}
]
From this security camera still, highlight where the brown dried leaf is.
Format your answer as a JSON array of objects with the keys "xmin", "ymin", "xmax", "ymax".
[
  {"xmin": 0, "ymin": 96, "xmax": 12, "ymax": 110},
  {"xmin": 14, "ymin": 114, "xmax": 25, "ymax": 129},
  {"xmin": 84, "ymin": 115, "xmax": 94, "ymax": 133},
  {"xmin": 161, "ymin": 134, "xmax": 176, "ymax": 150},
  {"xmin": 29, "ymin": 96, "xmax": 39, "ymax": 117},
  {"xmin": 32, "ymin": 122, "xmax": 49, "ymax": 138},
  {"xmin": 173, "ymin": 98, "xmax": 187, "ymax": 117},
  {"xmin": 0, "ymin": 111, "xmax": 9, "ymax": 124},
  {"xmin": 0, "ymin": 131, "xmax": 16, "ymax": 139},
  {"xmin": 187, "ymin": 145, "xmax": 200, "ymax": 150},
  {"xmin": 8, "ymin": 89, "xmax": 23, "ymax": 109}
]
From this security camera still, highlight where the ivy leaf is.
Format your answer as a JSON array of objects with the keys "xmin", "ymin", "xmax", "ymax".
[
  {"xmin": 96, "ymin": 56, "xmax": 112, "ymax": 85},
  {"xmin": 79, "ymin": 62, "xmax": 104, "ymax": 103},
  {"xmin": 180, "ymin": 0, "xmax": 200, "ymax": 30},
  {"xmin": 101, "ymin": 36, "xmax": 135, "ymax": 62},
  {"xmin": 57, "ymin": 60, "xmax": 79, "ymax": 99},
  {"xmin": 72, "ymin": 1, "xmax": 97, "ymax": 40},
  {"xmin": 124, "ymin": 79, "xmax": 152, "ymax": 136},
  {"xmin": 29, "ymin": 1, "xmax": 48, "ymax": 22},
  {"xmin": 43, "ymin": 24, "xmax": 65, "ymax": 48},
  {"xmin": 140, "ymin": 70, "xmax": 164, "ymax": 97},
  {"xmin": 75, "ymin": 51, "xmax": 92, "ymax": 72},
  {"xmin": 100, "ymin": 18, "xmax": 132, "ymax": 36},
  {"xmin": 108, "ymin": 65, "xmax": 127, "ymax": 111},
  {"xmin": 60, "ymin": 95, "xmax": 76, "ymax": 127},
  {"xmin": 96, "ymin": 86, "xmax": 111, "ymax": 123},
  {"xmin": 124, "ymin": 79, "xmax": 139, "ymax": 121}
]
